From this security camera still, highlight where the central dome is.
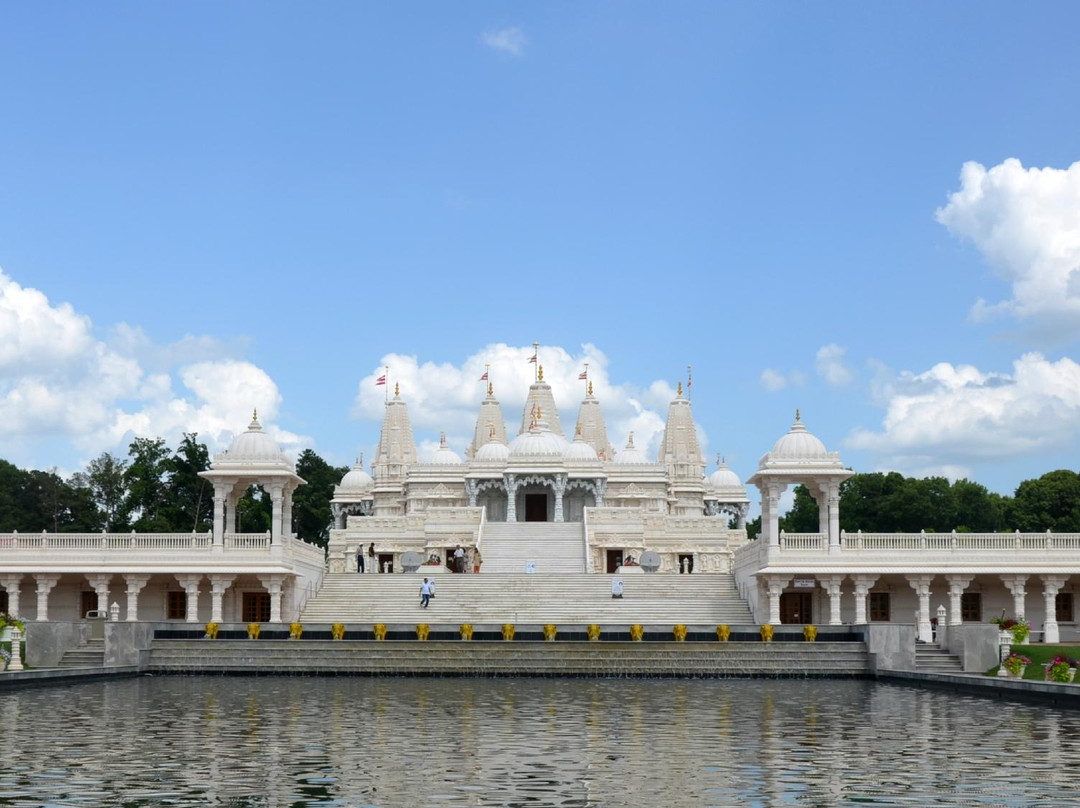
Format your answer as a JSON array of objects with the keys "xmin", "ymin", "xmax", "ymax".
[
  {"xmin": 509, "ymin": 418, "xmax": 569, "ymax": 458},
  {"xmin": 769, "ymin": 411, "xmax": 828, "ymax": 459},
  {"xmin": 226, "ymin": 413, "xmax": 285, "ymax": 462}
]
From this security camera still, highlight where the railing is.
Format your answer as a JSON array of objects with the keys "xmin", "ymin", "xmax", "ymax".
[
  {"xmin": 582, "ymin": 506, "xmax": 592, "ymax": 573},
  {"xmin": 475, "ymin": 506, "xmax": 486, "ymax": 553},
  {"xmin": 224, "ymin": 532, "xmax": 271, "ymax": 550},
  {"xmin": 779, "ymin": 533, "xmax": 824, "ymax": 550},
  {"xmin": 0, "ymin": 531, "xmax": 213, "ymax": 550}
]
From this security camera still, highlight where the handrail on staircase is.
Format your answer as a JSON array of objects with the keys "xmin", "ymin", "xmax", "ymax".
[
  {"xmin": 475, "ymin": 505, "xmax": 486, "ymax": 555},
  {"xmin": 582, "ymin": 506, "xmax": 591, "ymax": 573}
]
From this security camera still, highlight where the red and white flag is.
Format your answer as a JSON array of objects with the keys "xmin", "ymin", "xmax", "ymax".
[
  {"xmin": 527, "ymin": 354, "xmax": 537, "ymax": 364},
  {"xmin": 578, "ymin": 370, "xmax": 588, "ymax": 380},
  {"xmin": 375, "ymin": 375, "xmax": 387, "ymax": 386},
  {"xmin": 479, "ymin": 371, "xmax": 489, "ymax": 381}
]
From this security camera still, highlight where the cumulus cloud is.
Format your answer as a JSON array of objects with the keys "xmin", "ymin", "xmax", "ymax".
[
  {"xmin": 815, "ymin": 343, "xmax": 853, "ymax": 386},
  {"xmin": 352, "ymin": 343, "xmax": 692, "ymax": 462},
  {"xmin": 758, "ymin": 368, "xmax": 806, "ymax": 392},
  {"xmin": 0, "ymin": 266, "xmax": 304, "ymax": 465},
  {"xmin": 846, "ymin": 352, "xmax": 1080, "ymax": 476},
  {"xmin": 482, "ymin": 26, "xmax": 526, "ymax": 57},
  {"xmin": 936, "ymin": 158, "xmax": 1080, "ymax": 335}
]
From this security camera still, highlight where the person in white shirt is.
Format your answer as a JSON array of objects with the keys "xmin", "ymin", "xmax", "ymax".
[{"xmin": 420, "ymin": 578, "xmax": 432, "ymax": 608}]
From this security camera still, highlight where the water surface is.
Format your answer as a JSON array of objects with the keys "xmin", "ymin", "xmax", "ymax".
[{"xmin": 2, "ymin": 677, "xmax": 1078, "ymax": 806}]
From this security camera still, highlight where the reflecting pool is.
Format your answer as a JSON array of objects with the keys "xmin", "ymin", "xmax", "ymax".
[{"xmin": 2, "ymin": 677, "xmax": 1079, "ymax": 806}]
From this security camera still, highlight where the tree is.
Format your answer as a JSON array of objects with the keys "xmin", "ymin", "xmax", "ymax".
[
  {"xmin": 164, "ymin": 433, "xmax": 212, "ymax": 532},
  {"xmin": 1010, "ymin": 470, "xmax": 1080, "ymax": 532},
  {"xmin": 78, "ymin": 452, "xmax": 129, "ymax": 531},
  {"xmin": 123, "ymin": 437, "xmax": 172, "ymax": 531},
  {"xmin": 237, "ymin": 484, "xmax": 273, "ymax": 533},
  {"xmin": 292, "ymin": 449, "xmax": 349, "ymax": 547},
  {"xmin": 779, "ymin": 485, "xmax": 819, "ymax": 533}
]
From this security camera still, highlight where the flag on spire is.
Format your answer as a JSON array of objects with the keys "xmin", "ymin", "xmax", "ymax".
[
  {"xmin": 375, "ymin": 374, "xmax": 387, "ymax": 386},
  {"xmin": 527, "ymin": 354, "xmax": 537, "ymax": 364},
  {"xmin": 479, "ymin": 370, "xmax": 489, "ymax": 381},
  {"xmin": 578, "ymin": 370, "xmax": 588, "ymax": 380}
]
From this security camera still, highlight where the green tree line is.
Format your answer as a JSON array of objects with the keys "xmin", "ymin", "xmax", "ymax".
[
  {"xmin": 745, "ymin": 469, "xmax": 1080, "ymax": 538},
  {"xmin": 0, "ymin": 435, "xmax": 347, "ymax": 548}
]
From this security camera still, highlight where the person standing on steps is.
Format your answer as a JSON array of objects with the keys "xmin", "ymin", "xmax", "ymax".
[
  {"xmin": 368, "ymin": 542, "xmax": 375, "ymax": 574},
  {"xmin": 454, "ymin": 544, "xmax": 465, "ymax": 573},
  {"xmin": 473, "ymin": 548, "xmax": 482, "ymax": 574},
  {"xmin": 420, "ymin": 578, "xmax": 432, "ymax": 608},
  {"xmin": 357, "ymin": 548, "xmax": 365, "ymax": 574}
]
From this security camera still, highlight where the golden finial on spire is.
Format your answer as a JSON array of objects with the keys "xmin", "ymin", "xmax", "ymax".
[
  {"xmin": 795, "ymin": 408, "xmax": 801, "ymax": 422},
  {"xmin": 538, "ymin": 364, "xmax": 544, "ymax": 382},
  {"xmin": 537, "ymin": 405, "xmax": 543, "ymax": 421},
  {"xmin": 487, "ymin": 381, "xmax": 493, "ymax": 396},
  {"xmin": 627, "ymin": 431, "xmax": 635, "ymax": 447},
  {"xmin": 677, "ymin": 381, "xmax": 683, "ymax": 397},
  {"xmin": 395, "ymin": 381, "xmax": 400, "ymax": 397},
  {"xmin": 440, "ymin": 431, "xmax": 447, "ymax": 447},
  {"xmin": 252, "ymin": 408, "xmax": 258, "ymax": 422},
  {"xmin": 587, "ymin": 380, "xmax": 593, "ymax": 396},
  {"xmin": 358, "ymin": 452, "xmax": 364, "ymax": 468}
]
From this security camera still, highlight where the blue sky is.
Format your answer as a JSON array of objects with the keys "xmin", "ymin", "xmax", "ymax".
[{"xmin": 1, "ymin": 3, "xmax": 1079, "ymax": 498}]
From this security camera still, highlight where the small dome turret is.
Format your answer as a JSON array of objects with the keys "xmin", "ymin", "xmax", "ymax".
[
  {"xmin": 768, "ymin": 410, "xmax": 828, "ymax": 460},
  {"xmin": 428, "ymin": 432, "xmax": 464, "ymax": 465},
  {"xmin": 336, "ymin": 456, "xmax": 374, "ymax": 496},
  {"xmin": 226, "ymin": 410, "xmax": 286, "ymax": 462},
  {"xmin": 613, "ymin": 432, "xmax": 649, "ymax": 465}
]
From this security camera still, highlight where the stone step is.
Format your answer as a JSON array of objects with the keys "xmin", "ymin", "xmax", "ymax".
[{"xmin": 147, "ymin": 640, "xmax": 869, "ymax": 676}]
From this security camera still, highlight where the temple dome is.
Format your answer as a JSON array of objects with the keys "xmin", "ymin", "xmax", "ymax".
[
  {"xmin": 563, "ymin": 433, "xmax": 599, "ymax": 462},
  {"xmin": 428, "ymin": 433, "xmax": 464, "ymax": 465},
  {"xmin": 509, "ymin": 419, "xmax": 569, "ymax": 458},
  {"xmin": 614, "ymin": 432, "xmax": 649, "ymax": 465},
  {"xmin": 708, "ymin": 458, "xmax": 743, "ymax": 489},
  {"xmin": 225, "ymin": 413, "xmax": 285, "ymax": 462},
  {"xmin": 336, "ymin": 461, "xmax": 374, "ymax": 495},
  {"xmin": 475, "ymin": 440, "xmax": 511, "ymax": 462},
  {"xmin": 769, "ymin": 411, "xmax": 828, "ymax": 459}
]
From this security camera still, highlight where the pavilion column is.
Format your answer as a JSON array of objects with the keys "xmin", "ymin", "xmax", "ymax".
[
  {"xmin": 765, "ymin": 575, "xmax": 791, "ymax": 626},
  {"xmin": 212, "ymin": 485, "xmax": 228, "ymax": 546},
  {"xmin": 269, "ymin": 484, "xmax": 284, "ymax": 543},
  {"xmin": 816, "ymin": 485, "xmax": 829, "ymax": 537},
  {"xmin": 851, "ymin": 575, "xmax": 879, "ymax": 625},
  {"xmin": 595, "ymin": 478, "xmax": 605, "ymax": 507},
  {"xmin": 505, "ymin": 474, "xmax": 518, "ymax": 523},
  {"xmin": 282, "ymin": 488, "xmax": 294, "ymax": 539},
  {"xmin": 1041, "ymin": 575, "xmax": 1068, "ymax": 644},
  {"xmin": 175, "ymin": 574, "xmax": 203, "ymax": 623},
  {"xmin": 1001, "ymin": 574, "xmax": 1029, "ymax": 622},
  {"xmin": 34, "ymin": 574, "xmax": 60, "ymax": 621},
  {"xmin": 85, "ymin": 574, "xmax": 113, "ymax": 615},
  {"xmin": 0, "ymin": 574, "xmax": 22, "ymax": 618},
  {"xmin": 766, "ymin": 485, "xmax": 781, "ymax": 547},
  {"xmin": 827, "ymin": 482, "xmax": 841, "ymax": 554},
  {"xmin": 818, "ymin": 575, "xmax": 844, "ymax": 626},
  {"xmin": 553, "ymin": 475, "xmax": 567, "ymax": 523},
  {"xmin": 906, "ymin": 575, "xmax": 935, "ymax": 643},
  {"xmin": 209, "ymin": 575, "xmax": 236, "ymax": 623},
  {"xmin": 259, "ymin": 575, "xmax": 285, "ymax": 623},
  {"xmin": 123, "ymin": 574, "xmax": 150, "ymax": 622},
  {"xmin": 945, "ymin": 575, "xmax": 974, "ymax": 626},
  {"xmin": 466, "ymin": 479, "xmax": 478, "ymax": 508}
]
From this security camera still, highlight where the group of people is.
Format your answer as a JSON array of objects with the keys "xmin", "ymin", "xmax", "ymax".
[
  {"xmin": 450, "ymin": 545, "xmax": 482, "ymax": 574},
  {"xmin": 356, "ymin": 542, "xmax": 376, "ymax": 573}
]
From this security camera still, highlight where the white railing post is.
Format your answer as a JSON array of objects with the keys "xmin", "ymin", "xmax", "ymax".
[{"xmin": 8, "ymin": 627, "xmax": 24, "ymax": 671}]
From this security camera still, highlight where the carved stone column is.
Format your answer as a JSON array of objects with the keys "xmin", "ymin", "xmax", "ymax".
[
  {"xmin": 282, "ymin": 489, "xmax": 294, "ymax": 539},
  {"xmin": 1041, "ymin": 575, "xmax": 1068, "ymax": 644},
  {"xmin": 505, "ymin": 474, "xmax": 518, "ymax": 523},
  {"xmin": 851, "ymin": 575, "xmax": 879, "ymax": 625},
  {"xmin": 34, "ymin": 574, "xmax": 60, "ymax": 621},
  {"xmin": 945, "ymin": 575, "xmax": 974, "ymax": 627},
  {"xmin": 209, "ymin": 575, "xmax": 236, "ymax": 623},
  {"xmin": 827, "ymin": 483, "xmax": 841, "ymax": 554},
  {"xmin": 174, "ymin": 574, "xmax": 203, "ymax": 623},
  {"xmin": 85, "ymin": 573, "xmax": 113, "ymax": 615},
  {"xmin": 212, "ymin": 484, "xmax": 228, "ymax": 546},
  {"xmin": 906, "ymin": 575, "xmax": 935, "ymax": 643},
  {"xmin": 269, "ymin": 484, "xmax": 284, "ymax": 543},
  {"xmin": 259, "ymin": 574, "xmax": 285, "ymax": 623},
  {"xmin": 123, "ymin": 574, "xmax": 151, "ymax": 622},
  {"xmin": 595, "ymin": 478, "xmax": 606, "ymax": 508},
  {"xmin": 736, "ymin": 502, "xmax": 747, "ymax": 530},
  {"xmin": 766, "ymin": 485, "xmax": 781, "ymax": 547},
  {"xmin": 765, "ymin": 575, "xmax": 791, "ymax": 626},
  {"xmin": 553, "ymin": 474, "xmax": 567, "ymax": 523},
  {"xmin": 0, "ymin": 574, "xmax": 22, "ymax": 618},
  {"xmin": 1000, "ymin": 574, "xmax": 1029, "ymax": 622},
  {"xmin": 818, "ymin": 575, "xmax": 845, "ymax": 626}
]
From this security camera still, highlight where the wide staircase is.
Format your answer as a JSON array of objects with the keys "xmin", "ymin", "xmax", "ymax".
[
  {"xmin": 479, "ymin": 522, "xmax": 586, "ymax": 574},
  {"xmin": 300, "ymin": 571, "xmax": 756, "ymax": 625},
  {"xmin": 57, "ymin": 637, "xmax": 105, "ymax": 668},
  {"xmin": 914, "ymin": 642, "xmax": 964, "ymax": 673}
]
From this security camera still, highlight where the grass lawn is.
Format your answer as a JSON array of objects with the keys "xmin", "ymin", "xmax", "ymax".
[{"xmin": 987, "ymin": 644, "xmax": 1080, "ymax": 679}]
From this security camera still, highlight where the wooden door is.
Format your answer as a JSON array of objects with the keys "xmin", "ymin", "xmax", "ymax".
[
  {"xmin": 242, "ymin": 592, "xmax": 271, "ymax": 622},
  {"xmin": 780, "ymin": 592, "xmax": 812, "ymax": 624}
]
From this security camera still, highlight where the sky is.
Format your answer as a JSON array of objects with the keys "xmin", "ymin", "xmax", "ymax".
[{"xmin": 1, "ymin": 3, "xmax": 1080, "ymax": 503}]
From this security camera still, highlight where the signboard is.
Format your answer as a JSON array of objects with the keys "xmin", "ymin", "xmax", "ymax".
[
  {"xmin": 793, "ymin": 578, "xmax": 816, "ymax": 589},
  {"xmin": 525, "ymin": 560, "xmax": 537, "ymax": 574}
]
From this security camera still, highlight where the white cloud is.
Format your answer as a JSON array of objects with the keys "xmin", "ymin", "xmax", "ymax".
[
  {"xmin": 815, "ymin": 343, "xmax": 853, "ymax": 386},
  {"xmin": 0, "ymin": 266, "xmax": 304, "ymax": 464},
  {"xmin": 482, "ymin": 26, "xmax": 526, "ymax": 57},
  {"xmin": 936, "ymin": 158, "xmax": 1080, "ymax": 335},
  {"xmin": 846, "ymin": 352, "xmax": 1080, "ymax": 475},
  {"xmin": 758, "ymin": 368, "xmax": 806, "ymax": 392},
  {"xmin": 352, "ymin": 343, "xmax": 694, "ymax": 462}
]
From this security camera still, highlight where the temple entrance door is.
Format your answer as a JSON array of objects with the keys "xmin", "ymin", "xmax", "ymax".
[
  {"xmin": 780, "ymin": 592, "xmax": 812, "ymax": 624},
  {"xmin": 606, "ymin": 549, "xmax": 623, "ymax": 573},
  {"xmin": 525, "ymin": 494, "xmax": 548, "ymax": 522},
  {"xmin": 242, "ymin": 592, "xmax": 271, "ymax": 622},
  {"xmin": 377, "ymin": 553, "xmax": 394, "ymax": 574},
  {"xmin": 81, "ymin": 591, "xmax": 98, "ymax": 618}
]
